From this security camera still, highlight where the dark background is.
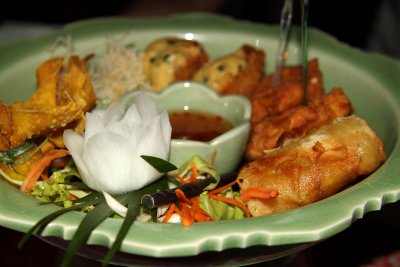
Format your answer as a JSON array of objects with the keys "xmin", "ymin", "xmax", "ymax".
[
  {"xmin": 0, "ymin": 0, "xmax": 392, "ymax": 55},
  {"xmin": 1, "ymin": 0, "xmax": 399, "ymax": 266}
]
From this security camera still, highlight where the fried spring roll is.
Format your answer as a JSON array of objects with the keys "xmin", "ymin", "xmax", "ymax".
[{"xmin": 237, "ymin": 115, "xmax": 386, "ymax": 216}]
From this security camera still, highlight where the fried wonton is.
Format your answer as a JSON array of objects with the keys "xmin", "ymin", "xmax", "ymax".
[{"xmin": 0, "ymin": 56, "xmax": 96, "ymax": 151}]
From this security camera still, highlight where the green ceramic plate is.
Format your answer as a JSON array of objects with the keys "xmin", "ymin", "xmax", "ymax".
[{"xmin": 0, "ymin": 13, "xmax": 400, "ymax": 263}]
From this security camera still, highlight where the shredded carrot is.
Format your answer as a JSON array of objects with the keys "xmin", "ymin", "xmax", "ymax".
[
  {"xmin": 166, "ymin": 187, "xmax": 216, "ymax": 225},
  {"xmin": 192, "ymin": 205, "xmax": 213, "ymax": 221},
  {"xmin": 190, "ymin": 161, "xmax": 198, "ymax": 183},
  {"xmin": 176, "ymin": 175, "xmax": 186, "ymax": 185},
  {"xmin": 209, "ymin": 180, "xmax": 237, "ymax": 195},
  {"xmin": 190, "ymin": 197, "xmax": 212, "ymax": 221},
  {"xmin": 209, "ymin": 194, "xmax": 251, "ymax": 218},
  {"xmin": 191, "ymin": 198, "xmax": 214, "ymax": 221},
  {"xmin": 198, "ymin": 209, "xmax": 213, "ymax": 220},
  {"xmin": 192, "ymin": 209, "xmax": 212, "ymax": 222},
  {"xmin": 180, "ymin": 202, "xmax": 194, "ymax": 227},
  {"xmin": 175, "ymin": 189, "xmax": 191, "ymax": 205},
  {"xmin": 162, "ymin": 203, "xmax": 177, "ymax": 223},
  {"xmin": 190, "ymin": 196, "xmax": 200, "ymax": 208},
  {"xmin": 20, "ymin": 149, "xmax": 70, "ymax": 193},
  {"xmin": 173, "ymin": 205, "xmax": 183, "ymax": 217},
  {"xmin": 240, "ymin": 188, "xmax": 279, "ymax": 202},
  {"xmin": 163, "ymin": 176, "xmax": 251, "ymax": 226}
]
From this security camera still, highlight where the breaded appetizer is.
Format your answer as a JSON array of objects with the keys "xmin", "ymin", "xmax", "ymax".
[
  {"xmin": 238, "ymin": 115, "xmax": 386, "ymax": 216},
  {"xmin": 246, "ymin": 88, "xmax": 352, "ymax": 160},
  {"xmin": 0, "ymin": 56, "xmax": 96, "ymax": 151},
  {"xmin": 251, "ymin": 59, "xmax": 324, "ymax": 125},
  {"xmin": 142, "ymin": 37, "xmax": 208, "ymax": 91},
  {"xmin": 193, "ymin": 45, "xmax": 265, "ymax": 98}
]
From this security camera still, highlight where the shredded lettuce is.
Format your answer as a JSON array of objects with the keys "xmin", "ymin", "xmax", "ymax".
[
  {"xmin": 198, "ymin": 189, "xmax": 245, "ymax": 220},
  {"xmin": 178, "ymin": 155, "xmax": 220, "ymax": 190}
]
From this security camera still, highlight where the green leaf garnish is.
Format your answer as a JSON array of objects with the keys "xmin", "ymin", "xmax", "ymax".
[
  {"xmin": 0, "ymin": 141, "xmax": 33, "ymax": 165},
  {"xmin": 141, "ymin": 155, "xmax": 177, "ymax": 173},
  {"xmin": 18, "ymin": 191, "xmax": 102, "ymax": 249},
  {"xmin": 14, "ymin": 138, "xmax": 49, "ymax": 164},
  {"xmin": 0, "ymin": 167, "xmax": 22, "ymax": 186},
  {"xmin": 60, "ymin": 193, "xmax": 122, "ymax": 267},
  {"xmin": 102, "ymin": 177, "xmax": 169, "ymax": 265},
  {"xmin": 66, "ymin": 181, "xmax": 91, "ymax": 191},
  {"xmin": 102, "ymin": 191, "xmax": 141, "ymax": 266},
  {"xmin": 19, "ymin": 152, "xmax": 176, "ymax": 267},
  {"xmin": 20, "ymin": 176, "xmax": 171, "ymax": 267}
]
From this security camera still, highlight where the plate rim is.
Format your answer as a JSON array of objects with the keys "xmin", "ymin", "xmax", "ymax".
[{"xmin": 0, "ymin": 12, "xmax": 400, "ymax": 259}]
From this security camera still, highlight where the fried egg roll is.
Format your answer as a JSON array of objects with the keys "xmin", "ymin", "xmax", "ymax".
[{"xmin": 237, "ymin": 115, "xmax": 386, "ymax": 216}]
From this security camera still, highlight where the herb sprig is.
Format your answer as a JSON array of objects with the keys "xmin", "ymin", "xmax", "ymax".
[{"xmin": 18, "ymin": 156, "xmax": 175, "ymax": 267}]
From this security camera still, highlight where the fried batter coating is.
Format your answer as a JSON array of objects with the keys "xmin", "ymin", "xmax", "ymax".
[
  {"xmin": 0, "ymin": 148, "xmax": 44, "ymax": 181},
  {"xmin": 246, "ymin": 88, "xmax": 352, "ymax": 160},
  {"xmin": 142, "ymin": 37, "xmax": 209, "ymax": 91},
  {"xmin": 263, "ymin": 58, "xmax": 323, "ymax": 96},
  {"xmin": 193, "ymin": 45, "xmax": 265, "ymax": 98},
  {"xmin": 250, "ymin": 59, "xmax": 324, "ymax": 125},
  {"xmin": 0, "ymin": 56, "xmax": 96, "ymax": 151},
  {"xmin": 0, "ymin": 102, "xmax": 13, "ymax": 151},
  {"xmin": 238, "ymin": 115, "xmax": 386, "ymax": 216}
]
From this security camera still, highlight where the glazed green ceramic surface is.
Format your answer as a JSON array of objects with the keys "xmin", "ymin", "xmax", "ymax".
[
  {"xmin": 0, "ymin": 13, "xmax": 400, "ymax": 258},
  {"xmin": 119, "ymin": 81, "xmax": 251, "ymax": 175}
]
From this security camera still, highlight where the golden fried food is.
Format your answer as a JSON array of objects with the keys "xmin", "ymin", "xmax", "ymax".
[
  {"xmin": 261, "ymin": 58, "xmax": 324, "ymax": 96},
  {"xmin": 246, "ymin": 88, "xmax": 352, "ymax": 160},
  {"xmin": 250, "ymin": 59, "xmax": 324, "ymax": 125},
  {"xmin": 238, "ymin": 115, "xmax": 386, "ymax": 216},
  {"xmin": 0, "ymin": 56, "xmax": 96, "ymax": 151},
  {"xmin": 0, "ymin": 148, "xmax": 44, "ymax": 181},
  {"xmin": 0, "ymin": 102, "xmax": 12, "ymax": 151},
  {"xmin": 142, "ymin": 37, "xmax": 209, "ymax": 91},
  {"xmin": 193, "ymin": 45, "xmax": 265, "ymax": 98},
  {"xmin": 277, "ymin": 87, "xmax": 353, "ymax": 146}
]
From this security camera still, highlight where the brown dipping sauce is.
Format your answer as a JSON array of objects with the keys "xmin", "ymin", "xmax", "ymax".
[{"xmin": 169, "ymin": 111, "xmax": 233, "ymax": 141}]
